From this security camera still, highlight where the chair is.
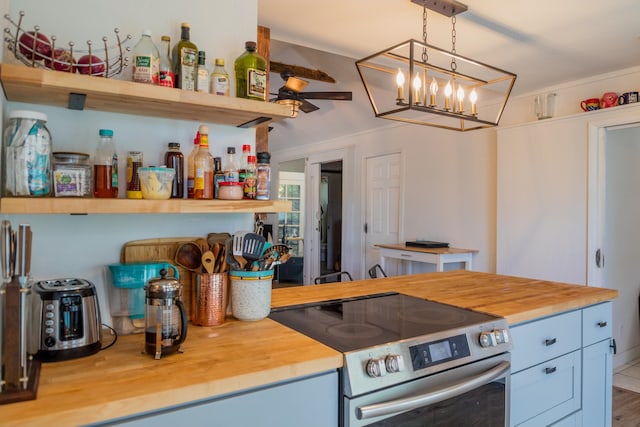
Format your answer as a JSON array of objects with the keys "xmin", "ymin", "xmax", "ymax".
[
  {"xmin": 368, "ymin": 264, "xmax": 388, "ymax": 279},
  {"xmin": 313, "ymin": 271, "xmax": 353, "ymax": 284}
]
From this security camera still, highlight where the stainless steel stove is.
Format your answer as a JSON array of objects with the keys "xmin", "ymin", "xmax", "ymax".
[{"xmin": 269, "ymin": 292, "xmax": 512, "ymax": 427}]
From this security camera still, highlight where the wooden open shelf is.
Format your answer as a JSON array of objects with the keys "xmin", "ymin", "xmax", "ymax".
[
  {"xmin": 0, "ymin": 63, "xmax": 291, "ymax": 127},
  {"xmin": 0, "ymin": 197, "xmax": 291, "ymax": 215}
]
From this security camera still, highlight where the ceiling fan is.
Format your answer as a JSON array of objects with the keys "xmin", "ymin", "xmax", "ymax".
[{"xmin": 269, "ymin": 62, "xmax": 352, "ymax": 115}]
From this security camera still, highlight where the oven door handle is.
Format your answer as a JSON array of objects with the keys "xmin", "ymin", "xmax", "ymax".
[{"xmin": 357, "ymin": 360, "xmax": 510, "ymax": 421}]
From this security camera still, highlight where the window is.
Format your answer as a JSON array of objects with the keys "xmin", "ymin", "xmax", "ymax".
[{"xmin": 278, "ymin": 172, "xmax": 304, "ymax": 257}]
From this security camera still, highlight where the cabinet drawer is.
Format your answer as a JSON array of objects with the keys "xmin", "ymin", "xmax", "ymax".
[
  {"xmin": 511, "ymin": 310, "xmax": 581, "ymax": 373},
  {"xmin": 582, "ymin": 302, "xmax": 612, "ymax": 347},
  {"xmin": 510, "ymin": 350, "xmax": 582, "ymax": 427}
]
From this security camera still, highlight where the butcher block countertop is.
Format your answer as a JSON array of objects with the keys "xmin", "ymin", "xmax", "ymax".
[{"xmin": 2, "ymin": 271, "xmax": 618, "ymax": 426}]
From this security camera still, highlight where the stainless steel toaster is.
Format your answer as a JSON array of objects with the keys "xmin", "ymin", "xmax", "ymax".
[{"xmin": 31, "ymin": 278, "xmax": 102, "ymax": 362}]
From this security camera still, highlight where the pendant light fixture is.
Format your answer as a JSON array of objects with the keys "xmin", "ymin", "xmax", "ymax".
[{"xmin": 356, "ymin": 0, "xmax": 517, "ymax": 131}]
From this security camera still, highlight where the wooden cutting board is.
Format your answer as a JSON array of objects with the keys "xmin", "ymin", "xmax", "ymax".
[{"xmin": 120, "ymin": 237, "xmax": 200, "ymax": 317}]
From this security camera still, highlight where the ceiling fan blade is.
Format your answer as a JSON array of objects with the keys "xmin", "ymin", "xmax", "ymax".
[
  {"xmin": 285, "ymin": 76, "xmax": 309, "ymax": 93},
  {"xmin": 299, "ymin": 99, "xmax": 320, "ymax": 113},
  {"xmin": 299, "ymin": 91, "xmax": 353, "ymax": 101}
]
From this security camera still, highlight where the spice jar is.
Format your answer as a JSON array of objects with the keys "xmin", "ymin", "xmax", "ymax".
[
  {"xmin": 52, "ymin": 152, "xmax": 92, "ymax": 197},
  {"xmin": 3, "ymin": 110, "xmax": 53, "ymax": 197},
  {"xmin": 217, "ymin": 181, "xmax": 243, "ymax": 200}
]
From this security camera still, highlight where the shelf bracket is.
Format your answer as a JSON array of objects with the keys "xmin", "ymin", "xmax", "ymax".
[
  {"xmin": 238, "ymin": 116, "xmax": 272, "ymax": 128},
  {"xmin": 68, "ymin": 93, "xmax": 86, "ymax": 110}
]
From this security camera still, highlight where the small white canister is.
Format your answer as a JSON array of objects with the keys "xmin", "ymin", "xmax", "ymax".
[{"xmin": 229, "ymin": 270, "xmax": 274, "ymax": 321}]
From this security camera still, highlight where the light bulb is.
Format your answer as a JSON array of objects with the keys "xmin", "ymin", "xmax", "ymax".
[
  {"xmin": 429, "ymin": 77, "xmax": 438, "ymax": 106},
  {"xmin": 396, "ymin": 69, "xmax": 405, "ymax": 101},
  {"xmin": 470, "ymin": 89, "xmax": 478, "ymax": 116},
  {"xmin": 456, "ymin": 86, "xmax": 465, "ymax": 113},
  {"xmin": 412, "ymin": 74, "xmax": 421, "ymax": 104},
  {"xmin": 444, "ymin": 80, "xmax": 452, "ymax": 110}
]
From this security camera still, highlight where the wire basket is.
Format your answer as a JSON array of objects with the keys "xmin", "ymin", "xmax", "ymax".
[{"xmin": 3, "ymin": 11, "xmax": 131, "ymax": 78}]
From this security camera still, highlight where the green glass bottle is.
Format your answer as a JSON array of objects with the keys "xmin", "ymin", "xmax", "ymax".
[
  {"xmin": 234, "ymin": 41, "xmax": 267, "ymax": 101},
  {"xmin": 172, "ymin": 23, "xmax": 198, "ymax": 91}
]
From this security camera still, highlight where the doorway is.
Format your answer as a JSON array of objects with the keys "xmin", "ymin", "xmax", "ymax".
[
  {"xmin": 276, "ymin": 157, "xmax": 344, "ymax": 285},
  {"xmin": 588, "ymin": 118, "xmax": 640, "ymax": 369}
]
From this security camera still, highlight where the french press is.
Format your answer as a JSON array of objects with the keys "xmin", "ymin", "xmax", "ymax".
[{"xmin": 144, "ymin": 269, "xmax": 187, "ymax": 359}]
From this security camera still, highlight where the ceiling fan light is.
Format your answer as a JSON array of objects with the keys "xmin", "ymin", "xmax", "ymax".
[{"xmin": 275, "ymin": 99, "xmax": 303, "ymax": 118}]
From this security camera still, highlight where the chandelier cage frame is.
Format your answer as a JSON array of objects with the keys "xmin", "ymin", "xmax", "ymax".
[{"xmin": 355, "ymin": 1, "xmax": 517, "ymax": 132}]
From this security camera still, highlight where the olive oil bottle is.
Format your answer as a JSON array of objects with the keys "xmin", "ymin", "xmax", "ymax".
[
  {"xmin": 234, "ymin": 41, "xmax": 266, "ymax": 100},
  {"xmin": 172, "ymin": 23, "xmax": 198, "ymax": 91}
]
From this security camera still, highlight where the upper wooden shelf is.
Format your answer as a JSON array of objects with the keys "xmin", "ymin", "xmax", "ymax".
[
  {"xmin": 0, "ymin": 197, "xmax": 291, "ymax": 215},
  {"xmin": 0, "ymin": 63, "xmax": 291, "ymax": 127}
]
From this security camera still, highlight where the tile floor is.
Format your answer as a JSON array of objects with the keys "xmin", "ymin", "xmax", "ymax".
[{"xmin": 614, "ymin": 358, "xmax": 640, "ymax": 393}]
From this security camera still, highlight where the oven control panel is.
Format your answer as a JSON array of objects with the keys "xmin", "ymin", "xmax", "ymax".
[{"xmin": 479, "ymin": 329, "xmax": 510, "ymax": 348}]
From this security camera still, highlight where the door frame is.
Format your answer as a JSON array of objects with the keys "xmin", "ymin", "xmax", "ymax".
[{"xmin": 587, "ymin": 110, "xmax": 640, "ymax": 287}]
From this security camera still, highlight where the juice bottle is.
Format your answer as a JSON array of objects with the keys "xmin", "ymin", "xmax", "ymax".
[
  {"xmin": 193, "ymin": 125, "xmax": 213, "ymax": 199},
  {"xmin": 94, "ymin": 129, "xmax": 118, "ymax": 198},
  {"xmin": 132, "ymin": 29, "xmax": 160, "ymax": 85}
]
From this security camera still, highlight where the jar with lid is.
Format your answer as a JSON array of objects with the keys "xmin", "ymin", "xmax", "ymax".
[
  {"xmin": 218, "ymin": 181, "xmax": 243, "ymax": 200},
  {"xmin": 165, "ymin": 142, "xmax": 184, "ymax": 198},
  {"xmin": 126, "ymin": 151, "xmax": 143, "ymax": 199},
  {"xmin": 256, "ymin": 151, "xmax": 271, "ymax": 200},
  {"xmin": 3, "ymin": 110, "xmax": 53, "ymax": 197},
  {"xmin": 223, "ymin": 146, "xmax": 239, "ymax": 182},
  {"xmin": 52, "ymin": 152, "xmax": 92, "ymax": 197}
]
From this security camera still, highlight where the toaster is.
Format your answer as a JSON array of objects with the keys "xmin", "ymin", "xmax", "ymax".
[{"xmin": 31, "ymin": 278, "xmax": 102, "ymax": 362}]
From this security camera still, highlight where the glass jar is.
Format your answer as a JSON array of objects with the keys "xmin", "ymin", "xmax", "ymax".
[
  {"xmin": 52, "ymin": 152, "xmax": 92, "ymax": 197},
  {"xmin": 3, "ymin": 110, "xmax": 53, "ymax": 197},
  {"xmin": 126, "ymin": 151, "xmax": 143, "ymax": 199},
  {"xmin": 217, "ymin": 181, "xmax": 243, "ymax": 200}
]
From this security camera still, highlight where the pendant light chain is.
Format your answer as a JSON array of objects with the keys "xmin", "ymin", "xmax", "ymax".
[
  {"xmin": 422, "ymin": 2, "xmax": 428, "ymax": 63},
  {"xmin": 450, "ymin": 15, "xmax": 457, "ymax": 71}
]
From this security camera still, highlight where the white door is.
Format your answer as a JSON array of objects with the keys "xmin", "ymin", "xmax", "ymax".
[
  {"xmin": 588, "ymin": 121, "xmax": 640, "ymax": 368},
  {"xmin": 365, "ymin": 153, "xmax": 402, "ymax": 276}
]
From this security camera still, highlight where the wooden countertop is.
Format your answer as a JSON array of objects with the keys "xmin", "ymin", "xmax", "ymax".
[{"xmin": 2, "ymin": 271, "xmax": 618, "ymax": 426}]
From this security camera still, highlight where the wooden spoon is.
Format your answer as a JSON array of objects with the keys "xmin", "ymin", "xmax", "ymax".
[
  {"xmin": 211, "ymin": 243, "xmax": 221, "ymax": 273},
  {"xmin": 201, "ymin": 250, "xmax": 215, "ymax": 274}
]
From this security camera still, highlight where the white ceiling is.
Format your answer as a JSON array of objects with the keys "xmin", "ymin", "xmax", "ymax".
[
  {"xmin": 258, "ymin": 0, "xmax": 640, "ymax": 149},
  {"xmin": 260, "ymin": 0, "xmax": 640, "ymax": 96}
]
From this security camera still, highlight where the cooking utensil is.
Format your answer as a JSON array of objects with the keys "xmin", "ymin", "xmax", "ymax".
[
  {"xmin": 1, "ymin": 220, "xmax": 12, "ymax": 282},
  {"xmin": 225, "ymin": 237, "xmax": 240, "ymax": 271},
  {"xmin": 201, "ymin": 251, "xmax": 215, "ymax": 274},
  {"xmin": 207, "ymin": 232, "xmax": 231, "ymax": 249},
  {"xmin": 211, "ymin": 243, "xmax": 221, "ymax": 273},
  {"xmin": 174, "ymin": 242, "xmax": 203, "ymax": 272},
  {"xmin": 194, "ymin": 238, "xmax": 209, "ymax": 254},
  {"xmin": 232, "ymin": 232, "xmax": 248, "ymax": 270},
  {"xmin": 242, "ymin": 233, "xmax": 266, "ymax": 270}
]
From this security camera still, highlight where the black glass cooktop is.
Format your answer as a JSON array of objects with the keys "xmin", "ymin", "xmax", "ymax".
[{"xmin": 269, "ymin": 292, "xmax": 499, "ymax": 353}]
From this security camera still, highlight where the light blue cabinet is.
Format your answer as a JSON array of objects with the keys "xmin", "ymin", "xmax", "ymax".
[
  {"xmin": 89, "ymin": 371, "xmax": 338, "ymax": 427},
  {"xmin": 510, "ymin": 302, "xmax": 613, "ymax": 427}
]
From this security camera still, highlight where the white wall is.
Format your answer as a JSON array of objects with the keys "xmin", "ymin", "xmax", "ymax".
[{"xmin": 1, "ymin": 0, "xmax": 259, "ymax": 318}]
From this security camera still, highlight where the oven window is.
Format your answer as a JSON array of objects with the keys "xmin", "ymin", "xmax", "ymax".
[{"xmin": 367, "ymin": 381, "xmax": 505, "ymax": 427}]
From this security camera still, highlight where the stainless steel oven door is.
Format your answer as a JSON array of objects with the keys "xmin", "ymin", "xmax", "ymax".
[{"xmin": 343, "ymin": 352, "xmax": 510, "ymax": 427}]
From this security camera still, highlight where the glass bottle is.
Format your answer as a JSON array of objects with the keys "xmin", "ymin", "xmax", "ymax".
[
  {"xmin": 186, "ymin": 132, "xmax": 199, "ymax": 199},
  {"xmin": 234, "ymin": 41, "xmax": 266, "ymax": 100},
  {"xmin": 223, "ymin": 146, "xmax": 239, "ymax": 182},
  {"xmin": 193, "ymin": 125, "xmax": 213, "ymax": 199},
  {"xmin": 132, "ymin": 29, "xmax": 160, "ymax": 85},
  {"xmin": 196, "ymin": 51, "xmax": 209, "ymax": 93},
  {"xmin": 210, "ymin": 58, "xmax": 230, "ymax": 96},
  {"xmin": 165, "ymin": 142, "xmax": 184, "ymax": 198},
  {"xmin": 172, "ymin": 23, "xmax": 198, "ymax": 91},
  {"xmin": 126, "ymin": 151, "xmax": 143, "ymax": 199},
  {"xmin": 213, "ymin": 156, "xmax": 225, "ymax": 199},
  {"xmin": 238, "ymin": 143, "xmax": 251, "ymax": 184},
  {"xmin": 159, "ymin": 35, "xmax": 175, "ymax": 88},
  {"xmin": 243, "ymin": 155, "xmax": 257, "ymax": 199},
  {"xmin": 256, "ymin": 151, "xmax": 271, "ymax": 200},
  {"xmin": 94, "ymin": 129, "xmax": 118, "ymax": 198}
]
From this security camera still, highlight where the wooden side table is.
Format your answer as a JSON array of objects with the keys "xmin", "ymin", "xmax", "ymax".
[{"xmin": 375, "ymin": 244, "xmax": 478, "ymax": 274}]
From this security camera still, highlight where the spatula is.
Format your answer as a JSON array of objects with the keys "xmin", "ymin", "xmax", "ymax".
[
  {"xmin": 232, "ymin": 232, "xmax": 248, "ymax": 270},
  {"xmin": 242, "ymin": 233, "xmax": 266, "ymax": 270}
]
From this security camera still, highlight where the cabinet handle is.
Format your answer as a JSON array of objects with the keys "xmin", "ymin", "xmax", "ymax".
[
  {"xmin": 544, "ymin": 367, "xmax": 557, "ymax": 375},
  {"xmin": 610, "ymin": 339, "xmax": 617, "ymax": 355},
  {"xmin": 544, "ymin": 338, "xmax": 557, "ymax": 346},
  {"xmin": 597, "ymin": 321, "xmax": 608, "ymax": 328}
]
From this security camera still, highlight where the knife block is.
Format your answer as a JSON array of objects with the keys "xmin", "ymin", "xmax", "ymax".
[{"xmin": 0, "ymin": 280, "xmax": 40, "ymax": 405}]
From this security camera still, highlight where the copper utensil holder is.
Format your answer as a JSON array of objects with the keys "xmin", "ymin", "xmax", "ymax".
[{"xmin": 192, "ymin": 273, "xmax": 228, "ymax": 326}]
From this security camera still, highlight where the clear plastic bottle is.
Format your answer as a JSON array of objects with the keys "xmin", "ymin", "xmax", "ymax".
[
  {"xmin": 94, "ymin": 129, "xmax": 118, "ymax": 198},
  {"xmin": 165, "ymin": 142, "xmax": 184, "ymax": 198},
  {"xmin": 210, "ymin": 58, "xmax": 230, "ymax": 96},
  {"xmin": 234, "ymin": 41, "xmax": 266, "ymax": 100},
  {"xmin": 172, "ymin": 23, "xmax": 198, "ymax": 91},
  {"xmin": 186, "ymin": 132, "xmax": 200, "ymax": 199},
  {"xmin": 196, "ymin": 51, "xmax": 209, "ymax": 93},
  {"xmin": 193, "ymin": 125, "xmax": 213, "ymax": 199},
  {"xmin": 159, "ymin": 35, "xmax": 175, "ymax": 88},
  {"xmin": 243, "ymin": 155, "xmax": 257, "ymax": 199},
  {"xmin": 132, "ymin": 29, "xmax": 160, "ymax": 85},
  {"xmin": 223, "ymin": 146, "xmax": 239, "ymax": 182},
  {"xmin": 256, "ymin": 151, "xmax": 271, "ymax": 200}
]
